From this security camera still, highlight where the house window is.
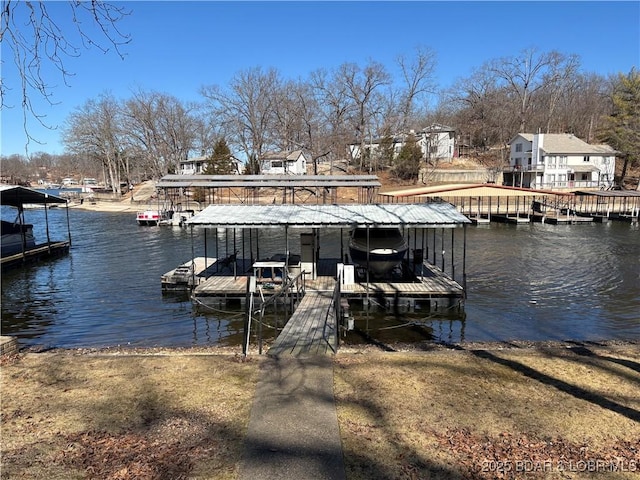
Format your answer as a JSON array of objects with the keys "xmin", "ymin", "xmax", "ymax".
[
  {"xmin": 559, "ymin": 156, "xmax": 567, "ymax": 166},
  {"xmin": 548, "ymin": 156, "xmax": 556, "ymax": 166},
  {"xmin": 583, "ymin": 156, "xmax": 590, "ymax": 162},
  {"xmin": 515, "ymin": 143, "xmax": 523, "ymax": 153},
  {"xmin": 547, "ymin": 174, "xmax": 555, "ymax": 186},
  {"xmin": 271, "ymin": 161, "xmax": 283, "ymax": 168}
]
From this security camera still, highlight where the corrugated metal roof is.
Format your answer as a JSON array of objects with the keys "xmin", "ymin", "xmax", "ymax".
[
  {"xmin": 186, "ymin": 203, "xmax": 471, "ymax": 229},
  {"xmin": 574, "ymin": 190, "xmax": 640, "ymax": 198},
  {"xmin": 158, "ymin": 174, "xmax": 381, "ymax": 189},
  {"xmin": 0, "ymin": 185, "xmax": 68, "ymax": 207},
  {"xmin": 380, "ymin": 183, "xmax": 554, "ymax": 198}
]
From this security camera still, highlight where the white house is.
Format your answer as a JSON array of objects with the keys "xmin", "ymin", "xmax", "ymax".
[
  {"xmin": 505, "ymin": 133, "xmax": 616, "ymax": 190},
  {"xmin": 179, "ymin": 155, "xmax": 243, "ymax": 175},
  {"xmin": 260, "ymin": 150, "xmax": 309, "ymax": 175},
  {"xmin": 419, "ymin": 123, "xmax": 456, "ymax": 160},
  {"xmin": 349, "ymin": 123, "xmax": 456, "ymax": 163}
]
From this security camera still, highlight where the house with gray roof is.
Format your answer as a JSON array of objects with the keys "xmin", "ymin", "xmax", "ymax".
[
  {"xmin": 260, "ymin": 150, "xmax": 309, "ymax": 175},
  {"xmin": 505, "ymin": 133, "xmax": 616, "ymax": 190}
]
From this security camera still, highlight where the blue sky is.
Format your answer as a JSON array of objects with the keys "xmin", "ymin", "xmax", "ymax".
[{"xmin": 2, "ymin": 1, "xmax": 638, "ymax": 156}]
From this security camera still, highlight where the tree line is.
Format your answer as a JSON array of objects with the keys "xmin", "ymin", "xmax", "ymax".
[{"xmin": 3, "ymin": 47, "xmax": 638, "ymax": 191}]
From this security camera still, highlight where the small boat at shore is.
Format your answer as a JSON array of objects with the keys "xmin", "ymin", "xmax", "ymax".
[
  {"xmin": 136, "ymin": 210, "xmax": 170, "ymax": 226},
  {"xmin": 348, "ymin": 227, "xmax": 408, "ymax": 276}
]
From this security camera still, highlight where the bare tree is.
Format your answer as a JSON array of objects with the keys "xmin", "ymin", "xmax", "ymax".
[
  {"xmin": 396, "ymin": 45, "xmax": 437, "ymax": 130},
  {"xmin": 0, "ymin": 154, "xmax": 30, "ymax": 184},
  {"xmin": 62, "ymin": 92, "xmax": 126, "ymax": 193},
  {"xmin": 338, "ymin": 61, "xmax": 391, "ymax": 170},
  {"xmin": 201, "ymin": 67, "xmax": 281, "ymax": 169},
  {"xmin": 1, "ymin": 1, "xmax": 130, "ymax": 151},
  {"xmin": 489, "ymin": 48, "xmax": 565, "ymax": 132},
  {"xmin": 446, "ymin": 67, "xmax": 515, "ymax": 150},
  {"xmin": 123, "ymin": 90, "xmax": 198, "ymax": 178},
  {"xmin": 309, "ymin": 68, "xmax": 353, "ymax": 171},
  {"xmin": 272, "ymin": 79, "xmax": 307, "ymax": 153},
  {"xmin": 539, "ymin": 52, "xmax": 581, "ymax": 133},
  {"xmin": 555, "ymin": 72, "xmax": 610, "ymax": 141}
]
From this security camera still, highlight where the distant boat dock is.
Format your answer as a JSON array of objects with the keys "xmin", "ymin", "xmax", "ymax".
[
  {"xmin": 1, "ymin": 186, "xmax": 72, "ymax": 271},
  {"xmin": 379, "ymin": 183, "xmax": 640, "ymax": 225}
]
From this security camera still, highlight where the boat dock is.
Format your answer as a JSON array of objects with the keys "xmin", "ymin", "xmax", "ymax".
[
  {"xmin": 192, "ymin": 258, "xmax": 465, "ymax": 308},
  {"xmin": 1, "ymin": 186, "xmax": 72, "ymax": 271},
  {"xmin": 184, "ymin": 200, "xmax": 470, "ymax": 355},
  {"xmin": 1, "ymin": 241, "xmax": 70, "ymax": 270},
  {"xmin": 380, "ymin": 184, "xmax": 640, "ymax": 225}
]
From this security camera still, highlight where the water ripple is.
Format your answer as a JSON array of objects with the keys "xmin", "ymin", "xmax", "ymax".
[{"xmin": 2, "ymin": 209, "xmax": 639, "ymax": 347}]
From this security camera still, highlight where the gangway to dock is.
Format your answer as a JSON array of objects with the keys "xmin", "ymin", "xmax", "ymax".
[{"xmin": 267, "ymin": 287, "xmax": 338, "ymax": 357}]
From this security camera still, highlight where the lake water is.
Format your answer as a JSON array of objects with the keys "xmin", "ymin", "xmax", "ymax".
[{"xmin": 2, "ymin": 207, "xmax": 639, "ymax": 349}]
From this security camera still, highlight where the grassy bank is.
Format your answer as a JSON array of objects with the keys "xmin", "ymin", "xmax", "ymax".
[{"xmin": 1, "ymin": 342, "xmax": 639, "ymax": 479}]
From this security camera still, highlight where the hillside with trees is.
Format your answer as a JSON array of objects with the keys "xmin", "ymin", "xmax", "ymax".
[{"xmin": 2, "ymin": 0, "xmax": 638, "ymax": 190}]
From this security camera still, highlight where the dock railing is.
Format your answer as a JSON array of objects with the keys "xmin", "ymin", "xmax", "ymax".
[
  {"xmin": 243, "ymin": 270, "xmax": 306, "ymax": 356},
  {"xmin": 323, "ymin": 271, "xmax": 342, "ymax": 353}
]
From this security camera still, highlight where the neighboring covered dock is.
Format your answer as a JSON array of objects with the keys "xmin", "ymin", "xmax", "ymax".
[
  {"xmin": 572, "ymin": 190, "xmax": 640, "ymax": 221},
  {"xmin": 1, "ymin": 186, "xmax": 72, "ymax": 270},
  {"xmin": 378, "ymin": 183, "xmax": 640, "ymax": 224},
  {"xmin": 379, "ymin": 183, "xmax": 554, "ymax": 223},
  {"xmin": 157, "ymin": 174, "xmax": 382, "ymax": 205},
  {"xmin": 185, "ymin": 202, "xmax": 471, "ymax": 354}
]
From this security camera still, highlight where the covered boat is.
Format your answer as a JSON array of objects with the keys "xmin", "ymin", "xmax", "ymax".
[
  {"xmin": 348, "ymin": 227, "xmax": 408, "ymax": 276},
  {"xmin": 1, "ymin": 219, "xmax": 35, "ymax": 256}
]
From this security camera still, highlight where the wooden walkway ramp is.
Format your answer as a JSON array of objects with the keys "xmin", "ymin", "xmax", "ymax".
[{"xmin": 268, "ymin": 290, "xmax": 337, "ymax": 357}]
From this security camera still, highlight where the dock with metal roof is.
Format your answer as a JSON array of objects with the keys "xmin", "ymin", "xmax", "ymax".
[
  {"xmin": 157, "ymin": 174, "xmax": 382, "ymax": 204},
  {"xmin": 1, "ymin": 185, "xmax": 72, "ymax": 270},
  {"xmin": 378, "ymin": 183, "xmax": 640, "ymax": 224},
  {"xmin": 185, "ymin": 202, "xmax": 470, "ymax": 354}
]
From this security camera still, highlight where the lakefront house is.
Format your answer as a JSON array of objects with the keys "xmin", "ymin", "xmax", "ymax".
[
  {"xmin": 259, "ymin": 150, "xmax": 309, "ymax": 175},
  {"xmin": 504, "ymin": 133, "xmax": 616, "ymax": 190},
  {"xmin": 349, "ymin": 123, "xmax": 457, "ymax": 163},
  {"xmin": 179, "ymin": 156, "xmax": 243, "ymax": 175}
]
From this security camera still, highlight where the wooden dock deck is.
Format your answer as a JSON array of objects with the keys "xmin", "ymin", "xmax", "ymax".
[
  {"xmin": 268, "ymin": 289, "xmax": 337, "ymax": 357},
  {"xmin": 193, "ymin": 259, "xmax": 464, "ymax": 306},
  {"xmin": 1, "ymin": 241, "xmax": 70, "ymax": 270}
]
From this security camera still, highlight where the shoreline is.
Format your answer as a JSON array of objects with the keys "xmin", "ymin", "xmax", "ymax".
[
  {"xmin": 69, "ymin": 199, "xmax": 151, "ymax": 213},
  {"xmin": 12, "ymin": 338, "xmax": 639, "ymax": 357}
]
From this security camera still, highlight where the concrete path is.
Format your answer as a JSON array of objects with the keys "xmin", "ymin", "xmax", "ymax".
[{"xmin": 239, "ymin": 355, "xmax": 346, "ymax": 480}]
